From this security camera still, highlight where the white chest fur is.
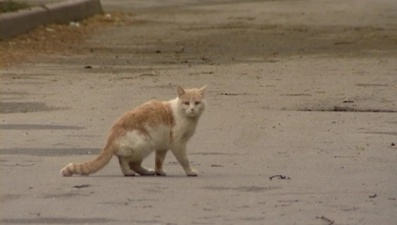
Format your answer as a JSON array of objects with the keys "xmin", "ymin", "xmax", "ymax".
[{"xmin": 169, "ymin": 99, "xmax": 199, "ymax": 143}]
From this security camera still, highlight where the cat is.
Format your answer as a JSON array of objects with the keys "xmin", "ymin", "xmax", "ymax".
[{"xmin": 60, "ymin": 86, "xmax": 207, "ymax": 177}]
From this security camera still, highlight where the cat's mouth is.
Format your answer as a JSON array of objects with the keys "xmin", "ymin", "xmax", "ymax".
[{"xmin": 186, "ymin": 110, "xmax": 200, "ymax": 117}]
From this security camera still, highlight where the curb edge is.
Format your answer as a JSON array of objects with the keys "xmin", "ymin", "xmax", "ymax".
[{"xmin": 0, "ymin": 0, "xmax": 103, "ymax": 40}]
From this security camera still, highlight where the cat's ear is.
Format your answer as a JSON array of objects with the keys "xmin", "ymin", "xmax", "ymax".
[
  {"xmin": 199, "ymin": 85, "xmax": 207, "ymax": 96},
  {"xmin": 177, "ymin": 86, "xmax": 185, "ymax": 97}
]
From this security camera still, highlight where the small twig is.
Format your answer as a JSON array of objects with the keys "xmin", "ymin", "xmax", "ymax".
[
  {"xmin": 334, "ymin": 155, "xmax": 355, "ymax": 158},
  {"xmin": 220, "ymin": 92, "xmax": 239, "ymax": 96},
  {"xmin": 74, "ymin": 184, "xmax": 91, "ymax": 189},
  {"xmin": 210, "ymin": 164, "xmax": 223, "ymax": 167},
  {"xmin": 316, "ymin": 216, "xmax": 334, "ymax": 225},
  {"xmin": 369, "ymin": 193, "xmax": 377, "ymax": 198},
  {"xmin": 269, "ymin": 175, "xmax": 290, "ymax": 180}
]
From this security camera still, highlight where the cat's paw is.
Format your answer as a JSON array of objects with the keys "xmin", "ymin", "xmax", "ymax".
[
  {"xmin": 140, "ymin": 168, "xmax": 156, "ymax": 176},
  {"xmin": 186, "ymin": 169, "xmax": 198, "ymax": 177},
  {"xmin": 155, "ymin": 169, "xmax": 167, "ymax": 176}
]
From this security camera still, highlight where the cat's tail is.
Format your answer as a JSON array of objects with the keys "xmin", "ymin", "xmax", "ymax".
[{"xmin": 60, "ymin": 144, "xmax": 115, "ymax": 177}]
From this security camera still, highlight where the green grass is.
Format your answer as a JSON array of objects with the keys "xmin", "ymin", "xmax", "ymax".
[{"xmin": 0, "ymin": 0, "xmax": 31, "ymax": 14}]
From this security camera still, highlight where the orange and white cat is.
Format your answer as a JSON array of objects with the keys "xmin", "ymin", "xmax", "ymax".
[{"xmin": 60, "ymin": 86, "xmax": 207, "ymax": 177}]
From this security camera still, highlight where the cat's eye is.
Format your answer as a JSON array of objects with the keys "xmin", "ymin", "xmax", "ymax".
[
  {"xmin": 183, "ymin": 102, "xmax": 190, "ymax": 106},
  {"xmin": 194, "ymin": 101, "xmax": 201, "ymax": 105}
]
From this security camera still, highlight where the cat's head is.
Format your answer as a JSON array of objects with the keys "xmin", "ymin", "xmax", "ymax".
[{"xmin": 177, "ymin": 86, "xmax": 207, "ymax": 118}]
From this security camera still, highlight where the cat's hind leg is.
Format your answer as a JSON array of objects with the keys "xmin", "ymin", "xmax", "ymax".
[
  {"xmin": 129, "ymin": 160, "xmax": 155, "ymax": 176},
  {"xmin": 118, "ymin": 156, "xmax": 136, "ymax": 176}
]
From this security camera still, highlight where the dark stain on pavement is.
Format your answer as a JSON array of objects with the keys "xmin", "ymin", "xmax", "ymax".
[
  {"xmin": 1, "ymin": 217, "xmax": 116, "ymax": 224},
  {"xmin": 0, "ymin": 124, "xmax": 84, "ymax": 130},
  {"xmin": 42, "ymin": 192, "xmax": 90, "ymax": 199},
  {"xmin": 0, "ymin": 102, "xmax": 68, "ymax": 114},
  {"xmin": 0, "ymin": 148, "xmax": 99, "ymax": 156}
]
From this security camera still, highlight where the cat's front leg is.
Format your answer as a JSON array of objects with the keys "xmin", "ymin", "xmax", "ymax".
[
  {"xmin": 171, "ymin": 144, "xmax": 197, "ymax": 176},
  {"xmin": 155, "ymin": 150, "xmax": 168, "ymax": 176}
]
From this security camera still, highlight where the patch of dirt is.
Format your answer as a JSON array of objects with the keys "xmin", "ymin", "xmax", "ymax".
[
  {"xmin": 170, "ymin": 24, "xmax": 397, "ymax": 63},
  {"xmin": 0, "ymin": 12, "xmax": 128, "ymax": 68},
  {"xmin": 79, "ymin": 14, "xmax": 397, "ymax": 68}
]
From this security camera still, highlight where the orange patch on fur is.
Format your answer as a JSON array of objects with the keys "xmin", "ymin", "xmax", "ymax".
[{"xmin": 107, "ymin": 100, "xmax": 175, "ymax": 148}]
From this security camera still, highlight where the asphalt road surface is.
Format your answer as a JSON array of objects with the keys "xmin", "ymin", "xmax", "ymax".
[{"xmin": 1, "ymin": 0, "xmax": 397, "ymax": 224}]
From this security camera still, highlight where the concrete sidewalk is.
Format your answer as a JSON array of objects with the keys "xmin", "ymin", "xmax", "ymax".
[
  {"xmin": 1, "ymin": 0, "xmax": 397, "ymax": 224},
  {"xmin": 0, "ymin": 0, "xmax": 103, "ymax": 40}
]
